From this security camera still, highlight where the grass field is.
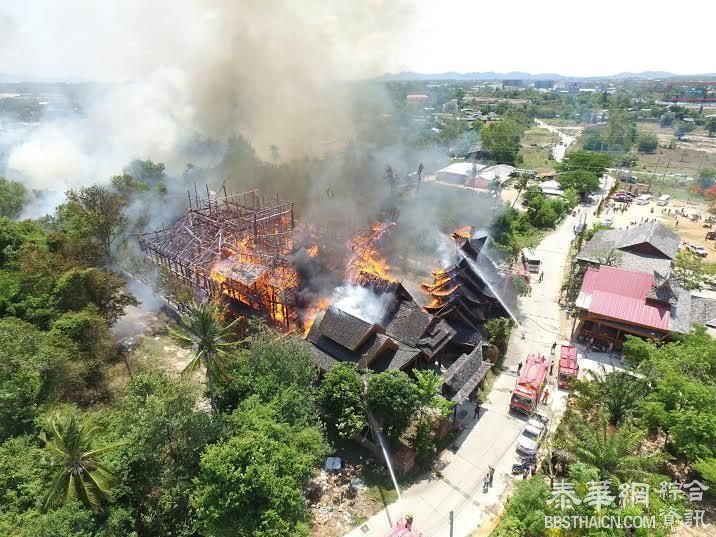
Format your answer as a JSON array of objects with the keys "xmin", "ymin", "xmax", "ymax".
[
  {"xmin": 631, "ymin": 123, "xmax": 716, "ymax": 178},
  {"xmin": 519, "ymin": 126, "xmax": 558, "ymax": 172}
]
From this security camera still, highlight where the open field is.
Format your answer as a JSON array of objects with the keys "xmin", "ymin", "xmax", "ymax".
[
  {"xmin": 632, "ymin": 123, "xmax": 716, "ymax": 177},
  {"xmin": 519, "ymin": 126, "xmax": 558, "ymax": 172},
  {"xmin": 600, "ymin": 191, "xmax": 716, "ymax": 263}
]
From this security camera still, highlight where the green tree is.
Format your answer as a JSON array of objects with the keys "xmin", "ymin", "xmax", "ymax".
[
  {"xmin": 673, "ymin": 249, "xmax": 710, "ymax": 291},
  {"xmin": 675, "ymin": 121, "xmax": 695, "ymax": 140},
  {"xmin": 558, "ymin": 170, "xmax": 600, "ymax": 197},
  {"xmin": 706, "ymin": 117, "xmax": 716, "ymax": 137},
  {"xmin": 572, "ymin": 367, "xmax": 645, "ymax": 426},
  {"xmin": 110, "ymin": 372, "xmax": 220, "ymax": 536},
  {"xmin": 564, "ymin": 416, "xmax": 662, "ymax": 482},
  {"xmin": 485, "ymin": 317, "xmax": 514, "ymax": 355},
  {"xmin": 192, "ymin": 397, "xmax": 326, "ymax": 537},
  {"xmin": 659, "ymin": 111, "xmax": 676, "ymax": 127},
  {"xmin": 366, "ymin": 370, "xmax": 420, "ymax": 440},
  {"xmin": 511, "ymin": 173, "xmax": 530, "ymax": 208},
  {"xmin": 318, "ymin": 363, "xmax": 366, "ymax": 438},
  {"xmin": 558, "ymin": 150, "xmax": 612, "ymax": 178},
  {"xmin": 169, "ymin": 302, "xmax": 241, "ymax": 414},
  {"xmin": 40, "ymin": 410, "xmax": 123, "ymax": 513},
  {"xmin": 56, "ymin": 185, "xmax": 128, "ymax": 256},
  {"xmin": 636, "ymin": 132, "xmax": 658, "ymax": 153},
  {"xmin": 480, "ymin": 119, "xmax": 524, "ymax": 165},
  {"xmin": 52, "ymin": 268, "xmax": 139, "ymax": 324},
  {"xmin": 0, "ymin": 177, "xmax": 28, "ymax": 219}
]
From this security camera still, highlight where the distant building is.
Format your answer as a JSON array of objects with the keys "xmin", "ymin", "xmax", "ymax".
[
  {"xmin": 573, "ymin": 221, "xmax": 716, "ymax": 347},
  {"xmin": 534, "ymin": 80, "xmax": 555, "ymax": 89},
  {"xmin": 538, "ymin": 179, "xmax": 564, "ymax": 197},
  {"xmin": 435, "ymin": 162, "xmax": 486, "ymax": 184},
  {"xmin": 406, "ymin": 94, "xmax": 429, "ymax": 102},
  {"xmin": 575, "ymin": 221, "xmax": 679, "ymax": 279}
]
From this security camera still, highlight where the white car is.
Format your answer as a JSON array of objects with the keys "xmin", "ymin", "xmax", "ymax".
[
  {"xmin": 516, "ymin": 419, "xmax": 545, "ymax": 455},
  {"xmin": 684, "ymin": 242, "xmax": 708, "ymax": 258}
]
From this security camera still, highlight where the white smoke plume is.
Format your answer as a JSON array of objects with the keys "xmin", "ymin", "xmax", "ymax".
[{"xmin": 331, "ymin": 283, "xmax": 392, "ymax": 324}]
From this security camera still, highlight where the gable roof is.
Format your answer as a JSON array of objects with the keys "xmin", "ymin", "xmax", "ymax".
[
  {"xmin": 576, "ymin": 222, "xmax": 680, "ymax": 274},
  {"xmin": 313, "ymin": 305, "xmax": 381, "ymax": 351},
  {"xmin": 384, "ymin": 300, "xmax": 432, "ymax": 346},
  {"xmin": 616, "ymin": 221, "xmax": 679, "ymax": 259},
  {"xmin": 442, "ymin": 345, "xmax": 493, "ymax": 403},
  {"xmin": 576, "ymin": 266, "xmax": 670, "ymax": 331}
]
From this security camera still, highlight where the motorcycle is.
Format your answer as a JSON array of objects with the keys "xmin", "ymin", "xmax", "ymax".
[{"xmin": 512, "ymin": 455, "xmax": 537, "ymax": 474}]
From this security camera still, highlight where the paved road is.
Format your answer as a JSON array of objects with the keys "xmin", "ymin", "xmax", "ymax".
[
  {"xmin": 346, "ymin": 177, "xmax": 615, "ymax": 537},
  {"xmin": 534, "ymin": 119, "xmax": 576, "ymax": 163}
]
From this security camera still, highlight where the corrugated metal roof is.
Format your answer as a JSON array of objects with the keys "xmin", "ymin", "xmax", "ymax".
[{"xmin": 576, "ymin": 265, "xmax": 670, "ymax": 331}]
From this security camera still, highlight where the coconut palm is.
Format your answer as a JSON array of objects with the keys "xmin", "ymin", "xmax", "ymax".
[
  {"xmin": 169, "ymin": 301, "xmax": 241, "ymax": 414},
  {"xmin": 511, "ymin": 173, "xmax": 530, "ymax": 208},
  {"xmin": 565, "ymin": 415, "xmax": 663, "ymax": 482},
  {"xmin": 572, "ymin": 366, "xmax": 644, "ymax": 426},
  {"xmin": 40, "ymin": 410, "xmax": 124, "ymax": 513}
]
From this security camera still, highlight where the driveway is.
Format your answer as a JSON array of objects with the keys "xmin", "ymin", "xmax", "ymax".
[{"xmin": 346, "ymin": 177, "xmax": 615, "ymax": 537}]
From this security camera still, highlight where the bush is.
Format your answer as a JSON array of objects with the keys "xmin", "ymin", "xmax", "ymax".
[{"xmin": 636, "ymin": 132, "xmax": 658, "ymax": 153}]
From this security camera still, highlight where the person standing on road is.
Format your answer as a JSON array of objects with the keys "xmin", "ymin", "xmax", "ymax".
[
  {"xmin": 541, "ymin": 389, "xmax": 550, "ymax": 404},
  {"xmin": 489, "ymin": 466, "xmax": 495, "ymax": 487},
  {"xmin": 550, "ymin": 341, "xmax": 557, "ymax": 354},
  {"xmin": 473, "ymin": 400, "xmax": 481, "ymax": 420},
  {"xmin": 517, "ymin": 362, "xmax": 523, "ymax": 374}
]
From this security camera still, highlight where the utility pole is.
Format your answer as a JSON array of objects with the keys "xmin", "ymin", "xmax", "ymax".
[
  {"xmin": 661, "ymin": 159, "xmax": 671, "ymax": 189},
  {"xmin": 696, "ymin": 153, "xmax": 705, "ymax": 178},
  {"xmin": 648, "ymin": 156, "xmax": 661, "ymax": 194},
  {"xmin": 449, "ymin": 510, "xmax": 454, "ymax": 537}
]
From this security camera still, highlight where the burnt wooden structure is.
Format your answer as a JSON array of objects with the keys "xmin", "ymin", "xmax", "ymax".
[{"xmin": 138, "ymin": 188, "xmax": 299, "ymax": 330}]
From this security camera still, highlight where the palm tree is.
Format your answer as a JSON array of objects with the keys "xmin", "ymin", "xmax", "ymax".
[
  {"xmin": 169, "ymin": 302, "xmax": 241, "ymax": 414},
  {"xmin": 511, "ymin": 173, "xmax": 530, "ymax": 208},
  {"xmin": 40, "ymin": 410, "xmax": 124, "ymax": 513},
  {"xmin": 572, "ymin": 366, "xmax": 644, "ymax": 426},
  {"xmin": 565, "ymin": 415, "xmax": 663, "ymax": 482},
  {"xmin": 269, "ymin": 144, "xmax": 280, "ymax": 165}
]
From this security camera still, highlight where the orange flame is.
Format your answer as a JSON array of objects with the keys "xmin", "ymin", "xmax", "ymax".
[
  {"xmin": 453, "ymin": 226, "xmax": 473, "ymax": 239},
  {"xmin": 302, "ymin": 297, "xmax": 331, "ymax": 337},
  {"xmin": 346, "ymin": 222, "xmax": 396, "ymax": 283}
]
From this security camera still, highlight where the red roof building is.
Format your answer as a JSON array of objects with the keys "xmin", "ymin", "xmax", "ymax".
[{"xmin": 574, "ymin": 265, "xmax": 671, "ymax": 348}]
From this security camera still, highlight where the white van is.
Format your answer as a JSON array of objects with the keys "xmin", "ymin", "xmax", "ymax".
[
  {"xmin": 656, "ymin": 195, "xmax": 671, "ymax": 206},
  {"xmin": 522, "ymin": 248, "xmax": 541, "ymax": 273},
  {"xmin": 636, "ymin": 194, "xmax": 652, "ymax": 205}
]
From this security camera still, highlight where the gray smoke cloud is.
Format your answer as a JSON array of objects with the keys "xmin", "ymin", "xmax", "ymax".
[{"xmin": 3, "ymin": 0, "xmax": 420, "ymax": 206}]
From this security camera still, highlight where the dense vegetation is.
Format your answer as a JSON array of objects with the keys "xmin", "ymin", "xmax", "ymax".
[{"xmin": 492, "ymin": 328, "xmax": 716, "ymax": 536}]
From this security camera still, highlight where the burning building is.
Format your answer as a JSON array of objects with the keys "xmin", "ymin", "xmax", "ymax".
[
  {"xmin": 138, "ymin": 188, "xmax": 300, "ymax": 330},
  {"xmin": 423, "ymin": 228, "xmax": 520, "ymax": 351}
]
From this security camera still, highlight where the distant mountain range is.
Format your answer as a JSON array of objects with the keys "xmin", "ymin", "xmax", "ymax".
[{"xmin": 376, "ymin": 71, "xmax": 716, "ymax": 81}]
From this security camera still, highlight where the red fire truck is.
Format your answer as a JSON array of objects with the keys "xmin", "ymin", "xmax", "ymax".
[
  {"xmin": 510, "ymin": 354, "xmax": 548, "ymax": 414},
  {"xmin": 558, "ymin": 345, "xmax": 579, "ymax": 389}
]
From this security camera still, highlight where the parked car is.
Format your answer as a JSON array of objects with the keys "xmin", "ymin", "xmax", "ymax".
[
  {"xmin": 684, "ymin": 242, "xmax": 709, "ymax": 257},
  {"xmin": 516, "ymin": 419, "xmax": 546, "ymax": 456}
]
